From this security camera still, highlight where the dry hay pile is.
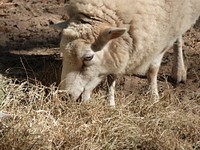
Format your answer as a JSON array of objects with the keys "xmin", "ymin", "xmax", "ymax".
[{"xmin": 0, "ymin": 76, "xmax": 199, "ymax": 150}]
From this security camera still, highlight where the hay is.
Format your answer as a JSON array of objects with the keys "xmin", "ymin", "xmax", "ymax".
[{"xmin": 0, "ymin": 76, "xmax": 199, "ymax": 150}]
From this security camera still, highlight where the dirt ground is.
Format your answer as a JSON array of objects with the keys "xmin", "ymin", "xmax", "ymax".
[
  {"xmin": 0, "ymin": 0, "xmax": 200, "ymax": 149},
  {"xmin": 0, "ymin": 0, "xmax": 69, "ymax": 85}
]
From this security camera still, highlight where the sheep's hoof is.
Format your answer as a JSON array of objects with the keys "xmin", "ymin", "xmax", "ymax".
[
  {"xmin": 108, "ymin": 96, "xmax": 115, "ymax": 107},
  {"xmin": 151, "ymin": 94, "xmax": 160, "ymax": 103},
  {"xmin": 171, "ymin": 67, "xmax": 187, "ymax": 85}
]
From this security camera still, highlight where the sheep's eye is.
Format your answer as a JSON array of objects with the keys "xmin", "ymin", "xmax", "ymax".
[
  {"xmin": 78, "ymin": 19, "xmax": 89, "ymax": 24},
  {"xmin": 83, "ymin": 54, "xmax": 94, "ymax": 61},
  {"xmin": 81, "ymin": 53, "xmax": 94, "ymax": 69},
  {"xmin": 77, "ymin": 13, "xmax": 92, "ymax": 24}
]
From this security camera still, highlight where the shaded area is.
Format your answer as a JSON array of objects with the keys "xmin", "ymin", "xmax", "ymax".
[{"xmin": 0, "ymin": 52, "xmax": 62, "ymax": 86}]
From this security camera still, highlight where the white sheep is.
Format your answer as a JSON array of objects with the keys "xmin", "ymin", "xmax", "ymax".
[{"xmin": 57, "ymin": 0, "xmax": 200, "ymax": 106}]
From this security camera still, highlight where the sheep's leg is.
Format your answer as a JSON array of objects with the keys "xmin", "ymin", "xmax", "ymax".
[
  {"xmin": 171, "ymin": 36, "xmax": 187, "ymax": 84},
  {"xmin": 107, "ymin": 74, "xmax": 116, "ymax": 107},
  {"xmin": 147, "ymin": 52, "xmax": 164, "ymax": 100}
]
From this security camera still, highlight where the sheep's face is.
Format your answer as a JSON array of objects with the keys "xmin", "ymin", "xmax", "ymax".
[{"xmin": 59, "ymin": 24, "xmax": 126, "ymax": 101}]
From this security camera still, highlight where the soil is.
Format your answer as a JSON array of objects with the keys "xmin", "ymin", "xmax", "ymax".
[{"xmin": 0, "ymin": 1, "xmax": 200, "ymax": 100}]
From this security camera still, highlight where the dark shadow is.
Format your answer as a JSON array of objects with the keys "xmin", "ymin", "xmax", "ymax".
[
  {"xmin": 194, "ymin": 17, "xmax": 200, "ymax": 31},
  {"xmin": 0, "ymin": 52, "xmax": 62, "ymax": 87},
  {"xmin": 157, "ymin": 75, "xmax": 186, "ymax": 88}
]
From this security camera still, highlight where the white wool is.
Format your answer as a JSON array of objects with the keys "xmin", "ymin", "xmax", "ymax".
[{"xmin": 67, "ymin": 0, "xmax": 200, "ymax": 75}]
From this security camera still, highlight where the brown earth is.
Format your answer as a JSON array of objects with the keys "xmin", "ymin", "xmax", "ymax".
[
  {"xmin": 0, "ymin": 0, "xmax": 200, "ymax": 149},
  {"xmin": 0, "ymin": 0, "xmax": 69, "ymax": 85}
]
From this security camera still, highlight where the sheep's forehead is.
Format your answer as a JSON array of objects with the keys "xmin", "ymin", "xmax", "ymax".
[
  {"xmin": 67, "ymin": 39, "xmax": 90, "ymax": 56},
  {"xmin": 63, "ymin": 27, "xmax": 95, "ymax": 57},
  {"xmin": 62, "ymin": 21, "xmax": 104, "ymax": 57},
  {"xmin": 64, "ymin": 22, "xmax": 99, "ymax": 41}
]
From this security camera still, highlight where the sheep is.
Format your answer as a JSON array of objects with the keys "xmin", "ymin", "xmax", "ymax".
[{"xmin": 57, "ymin": 0, "xmax": 200, "ymax": 106}]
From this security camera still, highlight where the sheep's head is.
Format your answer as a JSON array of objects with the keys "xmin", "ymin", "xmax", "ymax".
[{"xmin": 59, "ymin": 21, "xmax": 127, "ymax": 101}]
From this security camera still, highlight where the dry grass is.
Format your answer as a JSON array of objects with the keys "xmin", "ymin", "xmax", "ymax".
[{"xmin": 0, "ymin": 76, "xmax": 199, "ymax": 150}]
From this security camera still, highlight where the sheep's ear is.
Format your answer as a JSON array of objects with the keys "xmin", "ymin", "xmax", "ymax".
[
  {"xmin": 50, "ymin": 21, "xmax": 68, "ymax": 30},
  {"xmin": 102, "ymin": 27, "xmax": 126, "ymax": 41}
]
